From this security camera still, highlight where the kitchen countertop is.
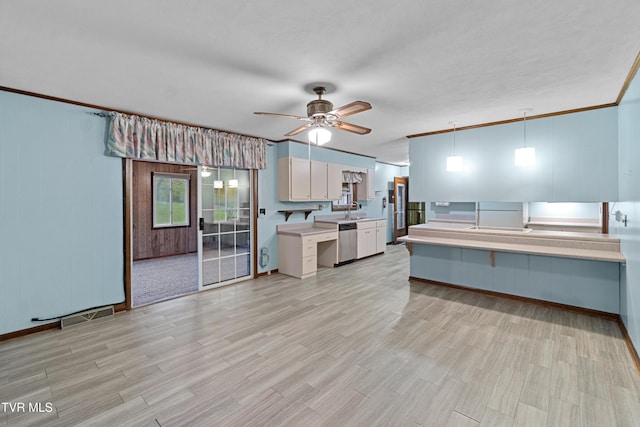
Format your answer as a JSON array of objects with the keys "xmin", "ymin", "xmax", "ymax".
[
  {"xmin": 314, "ymin": 216, "xmax": 385, "ymax": 225},
  {"xmin": 276, "ymin": 223, "xmax": 339, "ymax": 237},
  {"xmin": 399, "ymin": 223, "xmax": 625, "ymax": 263}
]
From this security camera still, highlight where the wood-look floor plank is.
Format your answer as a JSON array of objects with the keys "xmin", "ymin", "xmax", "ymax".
[
  {"xmin": 514, "ymin": 402, "xmax": 548, "ymax": 427},
  {"xmin": 0, "ymin": 245, "xmax": 639, "ymax": 426}
]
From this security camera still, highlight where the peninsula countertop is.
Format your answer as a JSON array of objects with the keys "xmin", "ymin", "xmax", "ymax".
[{"xmin": 399, "ymin": 223, "xmax": 625, "ymax": 263}]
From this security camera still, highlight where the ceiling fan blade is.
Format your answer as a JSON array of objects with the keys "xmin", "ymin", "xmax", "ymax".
[
  {"xmin": 329, "ymin": 101, "xmax": 372, "ymax": 118},
  {"xmin": 254, "ymin": 112, "xmax": 310, "ymax": 121},
  {"xmin": 333, "ymin": 121, "xmax": 371, "ymax": 135},
  {"xmin": 285, "ymin": 123, "xmax": 313, "ymax": 136}
]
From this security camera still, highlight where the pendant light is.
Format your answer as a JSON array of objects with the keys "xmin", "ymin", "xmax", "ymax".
[
  {"xmin": 446, "ymin": 121, "xmax": 463, "ymax": 172},
  {"xmin": 308, "ymin": 126, "xmax": 331, "ymax": 145},
  {"xmin": 515, "ymin": 108, "xmax": 535, "ymax": 166}
]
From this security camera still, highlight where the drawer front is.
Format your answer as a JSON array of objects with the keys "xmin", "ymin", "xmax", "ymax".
[
  {"xmin": 356, "ymin": 221, "xmax": 376, "ymax": 230},
  {"xmin": 314, "ymin": 231, "xmax": 338, "ymax": 242},
  {"xmin": 376, "ymin": 220, "xmax": 387, "ymax": 228},
  {"xmin": 303, "ymin": 235, "xmax": 317, "ymax": 245},
  {"xmin": 301, "ymin": 255, "xmax": 317, "ymax": 275},
  {"xmin": 302, "ymin": 243, "xmax": 317, "ymax": 257}
]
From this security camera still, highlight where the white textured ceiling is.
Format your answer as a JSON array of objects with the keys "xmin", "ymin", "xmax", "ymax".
[{"xmin": 2, "ymin": 1, "xmax": 639, "ymax": 165}]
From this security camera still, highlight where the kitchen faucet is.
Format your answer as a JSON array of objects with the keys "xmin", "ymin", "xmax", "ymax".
[{"xmin": 345, "ymin": 201, "xmax": 356, "ymax": 219}]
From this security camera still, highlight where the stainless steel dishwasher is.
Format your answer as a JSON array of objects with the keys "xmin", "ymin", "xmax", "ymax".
[{"xmin": 337, "ymin": 222, "xmax": 358, "ymax": 265}]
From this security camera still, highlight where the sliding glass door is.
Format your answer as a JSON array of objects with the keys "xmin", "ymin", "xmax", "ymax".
[{"xmin": 199, "ymin": 167, "xmax": 252, "ymax": 288}]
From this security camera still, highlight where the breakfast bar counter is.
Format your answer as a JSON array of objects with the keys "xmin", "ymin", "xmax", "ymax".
[
  {"xmin": 399, "ymin": 224, "xmax": 625, "ymax": 313},
  {"xmin": 398, "ymin": 223, "xmax": 624, "ymax": 263}
]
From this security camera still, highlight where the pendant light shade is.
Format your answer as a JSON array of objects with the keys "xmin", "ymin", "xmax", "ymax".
[
  {"xmin": 515, "ymin": 146, "xmax": 536, "ymax": 167},
  {"xmin": 446, "ymin": 155, "xmax": 464, "ymax": 172},
  {"xmin": 446, "ymin": 121, "xmax": 463, "ymax": 172},
  {"xmin": 515, "ymin": 109, "xmax": 535, "ymax": 166},
  {"xmin": 308, "ymin": 126, "xmax": 331, "ymax": 145}
]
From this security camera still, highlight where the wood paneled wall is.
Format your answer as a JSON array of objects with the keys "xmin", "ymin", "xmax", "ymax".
[{"xmin": 133, "ymin": 161, "xmax": 198, "ymax": 260}]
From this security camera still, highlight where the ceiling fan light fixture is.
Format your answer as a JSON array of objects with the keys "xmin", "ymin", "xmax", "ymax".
[
  {"xmin": 308, "ymin": 126, "xmax": 331, "ymax": 145},
  {"xmin": 201, "ymin": 166, "xmax": 212, "ymax": 178}
]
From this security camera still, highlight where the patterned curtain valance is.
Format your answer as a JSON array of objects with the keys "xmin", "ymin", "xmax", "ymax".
[
  {"xmin": 342, "ymin": 171, "xmax": 363, "ymax": 184},
  {"xmin": 105, "ymin": 112, "xmax": 267, "ymax": 169}
]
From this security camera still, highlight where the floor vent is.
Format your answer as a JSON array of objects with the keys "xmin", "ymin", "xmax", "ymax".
[{"xmin": 61, "ymin": 306, "xmax": 114, "ymax": 328}]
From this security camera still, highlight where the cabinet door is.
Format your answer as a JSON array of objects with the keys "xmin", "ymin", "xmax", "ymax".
[
  {"xmin": 366, "ymin": 168, "xmax": 375, "ymax": 200},
  {"xmin": 376, "ymin": 223, "xmax": 387, "ymax": 253},
  {"xmin": 327, "ymin": 163, "xmax": 343, "ymax": 201},
  {"xmin": 355, "ymin": 168, "xmax": 376, "ymax": 201},
  {"xmin": 310, "ymin": 160, "xmax": 328, "ymax": 200},
  {"xmin": 290, "ymin": 157, "xmax": 311, "ymax": 200},
  {"xmin": 357, "ymin": 229, "xmax": 376, "ymax": 259}
]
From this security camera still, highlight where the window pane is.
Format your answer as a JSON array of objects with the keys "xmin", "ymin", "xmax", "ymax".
[
  {"xmin": 202, "ymin": 185, "xmax": 214, "ymax": 210},
  {"xmin": 220, "ymin": 257, "xmax": 235, "ymax": 282},
  {"xmin": 154, "ymin": 177, "xmax": 171, "ymax": 225},
  {"xmin": 214, "ymin": 209, "xmax": 226, "ymax": 222},
  {"xmin": 237, "ymin": 209, "xmax": 250, "ymax": 230},
  {"xmin": 202, "ymin": 235, "xmax": 219, "ymax": 260},
  {"xmin": 236, "ymin": 254, "xmax": 250, "ymax": 278},
  {"xmin": 236, "ymin": 232, "xmax": 250, "ymax": 254},
  {"xmin": 220, "ymin": 233, "xmax": 235, "ymax": 257},
  {"xmin": 171, "ymin": 179, "xmax": 188, "ymax": 225},
  {"xmin": 203, "ymin": 259, "xmax": 220, "ymax": 285}
]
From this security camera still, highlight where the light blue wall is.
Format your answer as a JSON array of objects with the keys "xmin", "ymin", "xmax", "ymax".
[
  {"xmin": 528, "ymin": 202, "xmax": 601, "ymax": 219},
  {"xmin": 256, "ymin": 141, "xmax": 406, "ymax": 273},
  {"xmin": 612, "ymin": 67, "xmax": 640, "ymax": 352},
  {"xmin": 0, "ymin": 91, "xmax": 125, "ymax": 335},
  {"xmin": 409, "ymin": 108, "xmax": 618, "ymax": 202},
  {"xmin": 375, "ymin": 162, "xmax": 409, "ymax": 242},
  {"xmin": 426, "ymin": 202, "xmax": 477, "ymax": 222}
]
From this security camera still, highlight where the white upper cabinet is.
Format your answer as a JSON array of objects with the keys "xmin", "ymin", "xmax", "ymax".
[
  {"xmin": 279, "ymin": 157, "xmax": 346, "ymax": 202},
  {"xmin": 366, "ymin": 168, "xmax": 375, "ymax": 200},
  {"xmin": 327, "ymin": 163, "xmax": 343, "ymax": 200},
  {"xmin": 279, "ymin": 157, "xmax": 311, "ymax": 201},
  {"xmin": 310, "ymin": 160, "xmax": 328, "ymax": 200},
  {"xmin": 356, "ymin": 168, "xmax": 376, "ymax": 200}
]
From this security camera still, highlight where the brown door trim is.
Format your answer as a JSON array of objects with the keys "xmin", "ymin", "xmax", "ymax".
[
  {"xmin": 393, "ymin": 176, "xmax": 409, "ymax": 243},
  {"xmin": 123, "ymin": 158, "xmax": 133, "ymax": 310},
  {"xmin": 252, "ymin": 169, "xmax": 259, "ymax": 278}
]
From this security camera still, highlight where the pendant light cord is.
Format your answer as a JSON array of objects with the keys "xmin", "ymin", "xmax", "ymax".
[
  {"xmin": 452, "ymin": 122, "xmax": 457, "ymax": 155},
  {"xmin": 452, "ymin": 122, "xmax": 458, "ymax": 156},
  {"xmin": 523, "ymin": 111, "xmax": 528, "ymax": 148}
]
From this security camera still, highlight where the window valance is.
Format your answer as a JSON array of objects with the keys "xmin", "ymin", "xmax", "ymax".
[
  {"xmin": 342, "ymin": 171, "xmax": 363, "ymax": 184},
  {"xmin": 105, "ymin": 112, "xmax": 267, "ymax": 169}
]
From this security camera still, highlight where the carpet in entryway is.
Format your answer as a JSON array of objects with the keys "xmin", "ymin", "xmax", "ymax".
[{"xmin": 132, "ymin": 253, "xmax": 199, "ymax": 306}]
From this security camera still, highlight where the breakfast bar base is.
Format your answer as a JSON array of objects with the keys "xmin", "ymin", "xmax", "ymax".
[{"xmin": 408, "ymin": 243, "xmax": 620, "ymax": 313}]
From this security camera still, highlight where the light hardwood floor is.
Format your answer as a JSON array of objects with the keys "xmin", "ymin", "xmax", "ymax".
[{"xmin": 1, "ymin": 245, "xmax": 639, "ymax": 426}]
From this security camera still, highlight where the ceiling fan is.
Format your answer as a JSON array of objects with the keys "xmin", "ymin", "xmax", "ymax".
[{"xmin": 254, "ymin": 86, "xmax": 372, "ymax": 140}]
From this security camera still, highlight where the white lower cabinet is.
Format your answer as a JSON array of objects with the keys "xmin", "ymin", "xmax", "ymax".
[
  {"xmin": 376, "ymin": 220, "xmax": 387, "ymax": 253},
  {"xmin": 278, "ymin": 231, "xmax": 338, "ymax": 279},
  {"xmin": 356, "ymin": 221, "xmax": 377, "ymax": 259}
]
